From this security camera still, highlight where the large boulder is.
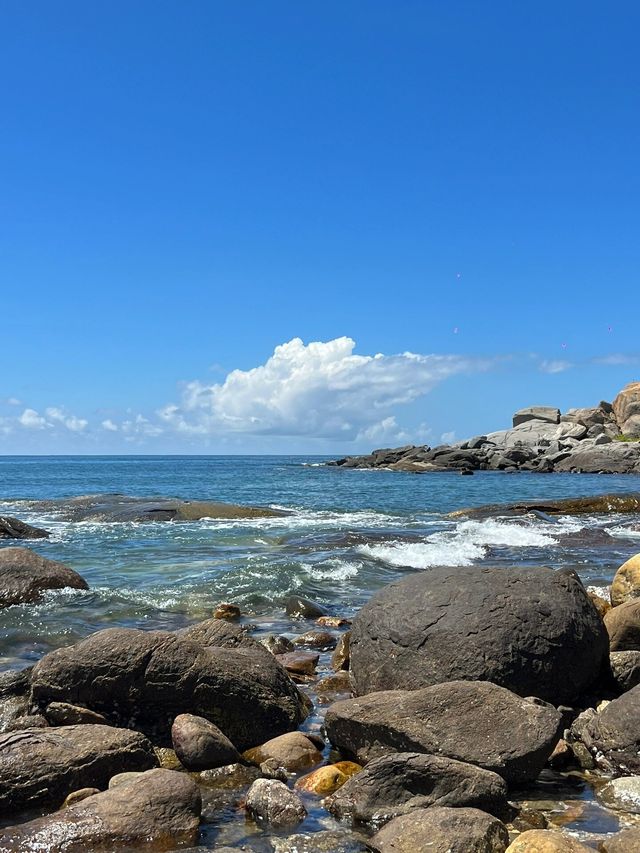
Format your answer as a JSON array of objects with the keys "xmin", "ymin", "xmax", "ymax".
[
  {"xmin": 0, "ymin": 517, "xmax": 49, "ymax": 539},
  {"xmin": 349, "ymin": 566, "xmax": 607, "ymax": 704},
  {"xmin": 610, "ymin": 650, "xmax": 640, "ymax": 692},
  {"xmin": 513, "ymin": 406, "xmax": 560, "ymax": 427},
  {"xmin": 324, "ymin": 680, "xmax": 562, "ymax": 785},
  {"xmin": 368, "ymin": 806, "xmax": 509, "ymax": 853},
  {"xmin": 0, "ymin": 768, "xmax": 201, "ymax": 851},
  {"xmin": 553, "ymin": 442, "xmax": 640, "ymax": 473},
  {"xmin": 611, "ymin": 554, "xmax": 640, "ymax": 606},
  {"xmin": 0, "ymin": 547, "xmax": 88, "ymax": 608},
  {"xmin": 601, "ymin": 826, "xmax": 640, "ymax": 852},
  {"xmin": 605, "ymin": 600, "xmax": 640, "ymax": 651},
  {"xmin": 613, "ymin": 382, "xmax": 640, "ymax": 437},
  {"xmin": 325, "ymin": 752, "xmax": 508, "ymax": 824},
  {"xmin": 0, "ymin": 724, "xmax": 157, "ymax": 816},
  {"xmin": 29, "ymin": 627, "xmax": 308, "ymax": 748},
  {"xmin": 571, "ymin": 685, "xmax": 640, "ymax": 774},
  {"xmin": 177, "ymin": 618, "xmax": 271, "ymax": 657}
]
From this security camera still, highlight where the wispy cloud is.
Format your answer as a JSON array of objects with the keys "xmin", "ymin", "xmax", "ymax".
[
  {"xmin": 539, "ymin": 359, "xmax": 574, "ymax": 374},
  {"xmin": 592, "ymin": 354, "xmax": 640, "ymax": 366}
]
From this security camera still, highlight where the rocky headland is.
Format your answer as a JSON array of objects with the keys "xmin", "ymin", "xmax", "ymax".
[{"xmin": 330, "ymin": 381, "xmax": 640, "ymax": 474}]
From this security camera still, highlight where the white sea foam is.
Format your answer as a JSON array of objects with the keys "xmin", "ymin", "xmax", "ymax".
[
  {"xmin": 358, "ymin": 519, "xmax": 557, "ymax": 569},
  {"xmin": 303, "ymin": 558, "xmax": 360, "ymax": 581}
]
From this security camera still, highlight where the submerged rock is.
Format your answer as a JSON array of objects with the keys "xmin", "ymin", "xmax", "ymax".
[
  {"xmin": 0, "ymin": 724, "xmax": 157, "ymax": 816},
  {"xmin": 0, "ymin": 768, "xmax": 201, "ymax": 851},
  {"xmin": 271, "ymin": 830, "xmax": 368, "ymax": 852},
  {"xmin": 450, "ymin": 493, "xmax": 640, "ymax": 518},
  {"xmin": 29, "ymin": 627, "xmax": 308, "ymax": 748},
  {"xmin": 325, "ymin": 752, "xmax": 509, "ymax": 824},
  {"xmin": 325, "ymin": 680, "xmax": 562, "ymax": 785},
  {"xmin": 245, "ymin": 778, "xmax": 306, "ymax": 828},
  {"xmin": 349, "ymin": 565, "xmax": 607, "ymax": 704},
  {"xmin": 0, "ymin": 547, "xmax": 88, "ymax": 608},
  {"xmin": 0, "ymin": 516, "xmax": 49, "ymax": 539},
  {"xmin": 368, "ymin": 806, "xmax": 509, "ymax": 853}
]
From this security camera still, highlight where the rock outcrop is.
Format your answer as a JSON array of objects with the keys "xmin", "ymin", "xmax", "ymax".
[
  {"xmin": 0, "ymin": 547, "xmax": 88, "ymax": 609},
  {"xmin": 329, "ymin": 384, "xmax": 640, "ymax": 473},
  {"xmin": 349, "ymin": 565, "xmax": 607, "ymax": 704},
  {"xmin": 324, "ymin": 680, "xmax": 562, "ymax": 785},
  {"xmin": 29, "ymin": 627, "xmax": 309, "ymax": 748},
  {"xmin": 0, "ymin": 517, "xmax": 49, "ymax": 539}
]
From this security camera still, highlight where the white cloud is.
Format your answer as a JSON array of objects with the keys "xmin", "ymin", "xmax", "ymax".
[
  {"xmin": 441, "ymin": 430, "xmax": 456, "ymax": 443},
  {"xmin": 45, "ymin": 407, "xmax": 88, "ymax": 432},
  {"xmin": 19, "ymin": 408, "xmax": 49, "ymax": 429},
  {"xmin": 158, "ymin": 337, "xmax": 490, "ymax": 441},
  {"xmin": 101, "ymin": 419, "xmax": 119, "ymax": 432},
  {"xmin": 593, "ymin": 354, "xmax": 640, "ymax": 366},
  {"xmin": 539, "ymin": 360, "xmax": 574, "ymax": 374},
  {"xmin": 6, "ymin": 397, "xmax": 21, "ymax": 406}
]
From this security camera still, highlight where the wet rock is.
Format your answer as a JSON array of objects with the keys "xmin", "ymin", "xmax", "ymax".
[
  {"xmin": 505, "ymin": 829, "xmax": 593, "ymax": 852},
  {"xmin": 611, "ymin": 554, "xmax": 640, "ymax": 606},
  {"xmin": 44, "ymin": 702, "xmax": 108, "ymax": 726},
  {"xmin": 0, "ymin": 516, "xmax": 49, "ymax": 539},
  {"xmin": 260, "ymin": 758, "xmax": 289, "ymax": 780},
  {"xmin": 0, "ymin": 667, "xmax": 32, "ymax": 733},
  {"xmin": 243, "ymin": 731, "xmax": 323, "ymax": 772},
  {"xmin": 316, "ymin": 670, "xmax": 353, "ymax": 696},
  {"xmin": 294, "ymin": 630, "xmax": 337, "ymax": 650},
  {"xmin": 195, "ymin": 761, "xmax": 260, "ymax": 789},
  {"xmin": 349, "ymin": 565, "xmax": 606, "ymax": 704},
  {"xmin": 154, "ymin": 746, "xmax": 185, "ymax": 770},
  {"xmin": 262, "ymin": 634, "xmax": 296, "ymax": 655},
  {"xmin": 325, "ymin": 680, "xmax": 562, "ymax": 785},
  {"xmin": 601, "ymin": 825, "xmax": 640, "ymax": 852},
  {"xmin": 30, "ymin": 627, "xmax": 308, "ymax": 748},
  {"xmin": 61, "ymin": 787, "xmax": 100, "ymax": 807},
  {"xmin": 245, "ymin": 778, "xmax": 307, "ymax": 828},
  {"xmin": 171, "ymin": 713, "xmax": 240, "ymax": 770},
  {"xmin": 275, "ymin": 650, "xmax": 319, "ymax": 675},
  {"xmin": 449, "ymin": 494, "xmax": 640, "ymax": 518},
  {"xmin": 0, "ymin": 768, "xmax": 201, "ymax": 851},
  {"xmin": 325, "ymin": 752, "xmax": 508, "ymax": 824},
  {"xmin": 610, "ymin": 650, "xmax": 640, "ymax": 692},
  {"xmin": 178, "ymin": 617, "xmax": 269, "ymax": 656},
  {"xmin": 270, "ymin": 830, "xmax": 368, "ymax": 852},
  {"xmin": 295, "ymin": 761, "xmax": 362, "ymax": 795},
  {"xmin": 331, "ymin": 632, "xmax": 350, "ymax": 670},
  {"xmin": 368, "ymin": 805, "xmax": 509, "ymax": 853},
  {"xmin": 285, "ymin": 595, "xmax": 327, "ymax": 619},
  {"xmin": 598, "ymin": 776, "xmax": 640, "ymax": 813},
  {"xmin": 213, "ymin": 603, "xmax": 242, "ymax": 621},
  {"xmin": 317, "ymin": 615, "xmax": 351, "ymax": 628},
  {"xmin": 0, "ymin": 547, "xmax": 88, "ymax": 608},
  {"xmin": 0, "ymin": 724, "xmax": 157, "ymax": 815},
  {"xmin": 571, "ymin": 685, "xmax": 640, "ymax": 773},
  {"xmin": 605, "ymin": 600, "xmax": 640, "ymax": 650}
]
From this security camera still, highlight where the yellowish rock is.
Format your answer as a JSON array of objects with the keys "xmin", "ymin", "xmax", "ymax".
[
  {"xmin": 243, "ymin": 731, "xmax": 323, "ymax": 772},
  {"xmin": 587, "ymin": 591, "xmax": 611, "ymax": 618},
  {"xmin": 154, "ymin": 747, "xmax": 185, "ymax": 770},
  {"xmin": 295, "ymin": 761, "xmax": 362, "ymax": 795},
  {"xmin": 611, "ymin": 554, "xmax": 640, "ymax": 607},
  {"xmin": 506, "ymin": 829, "xmax": 592, "ymax": 852},
  {"xmin": 62, "ymin": 787, "xmax": 100, "ymax": 808}
]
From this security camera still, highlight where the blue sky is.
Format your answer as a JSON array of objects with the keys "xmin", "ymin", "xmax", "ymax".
[{"xmin": 1, "ymin": 1, "xmax": 639, "ymax": 453}]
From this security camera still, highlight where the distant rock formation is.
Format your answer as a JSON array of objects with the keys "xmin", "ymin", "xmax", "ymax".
[{"xmin": 329, "ymin": 382, "xmax": 640, "ymax": 474}]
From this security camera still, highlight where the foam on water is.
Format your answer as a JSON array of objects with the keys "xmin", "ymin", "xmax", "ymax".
[{"xmin": 359, "ymin": 518, "xmax": 557, "ymax": 568}]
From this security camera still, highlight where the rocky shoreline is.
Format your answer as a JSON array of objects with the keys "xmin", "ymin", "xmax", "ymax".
[
  {"xmin": 329, "ymin": 382, "xmax": 640, "ymax": 474},
  {"xmin": 2, "ymin": 499, "xmax": 640, "ymax": 851}
]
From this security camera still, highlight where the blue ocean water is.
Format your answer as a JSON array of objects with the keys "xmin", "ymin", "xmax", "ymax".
[{"xmin": 1, "ymin": 455, "xmax": 639, "ymax": 673}]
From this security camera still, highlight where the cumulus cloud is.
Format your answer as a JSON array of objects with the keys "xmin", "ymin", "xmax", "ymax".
[
  {"xmin": 45, "ymin": 407, "xmax": 88, "ymax": 432},
  {"xmin": 539, "ymin": 360, "xmax": 574, "ymax": 374},
  {"xmin": 19, "ymin": 408, "xmax": 49, "ymax": 429},
  {"xmin": 101, "ymin": 419, "xmax": 119, "ymax": 432},
  {"xmin": 158, "ymin": 337, "xmax": 490, "ymax": 441}
]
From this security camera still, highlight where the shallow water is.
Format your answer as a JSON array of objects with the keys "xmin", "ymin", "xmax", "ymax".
[{"xmin": 2, "ymin": 456, "xmax": 640, "ymax": 847}]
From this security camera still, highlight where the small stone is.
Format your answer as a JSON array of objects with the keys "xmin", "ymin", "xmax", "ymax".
[
  {"xmin": 61, "ymin": 787, "xmax": 100, "ymax": 807},
  {"xmin": 511, "ymin": 809, "xmax": 548, "ymax": 831},
  {"xmin": 154, "ymin": 746, "xmax": 185, "ymax": 770},
  {"xmin": 261, "ymin": 634, "xmax": 295, "ymax": 655},
  {"xmin": 588, "ymin": 591, "xmax": 611, "ymax": 618},
  {"xmin": 547, "ymin": 739, "xmax": 574, "ymax": 771},
  {"xmin": 45, "ymin": 702, "xmax": 108, "ymax": 726},
  {"xmin": 260, "ymin": 759, "xmax": 288, "ymax": 781},
  {"xmin": 171, "ymin": 713, "xmax": 240, "ymax": 771},
  {"xmin": 243, "ymin": 731, "xmax": 323, "ymax": 772},
  {"xmin": 275, "ymin": 651, "xmax": 319, "ymax": 675},
  {"xmin": 213, "ymin": 603, "xmax": 242, "ymax": 621},
  {"xmin": 316, "ymin": 671, "xmax": 353, "ymax": 696},
  {"xmin": 331, "ymin": 633, "xmax": 350, "ymax": 671},
  {"xmin": 296, "ymin": 761, "xmax": 362, "ymax": 795},
  {"xmin": 317, "ymin": 616, "xmax": 351, "ymax": 628},
  {"xmin": 245, "ymin": 778, "xmax": 306, "ymax": 828},
  {"xmin": 294, "ymin": 630, "xmax": 337, "ymax": 650},
  {"xmin": 285, "ymin": 596, "xmax": 327, "ymax": 619}
]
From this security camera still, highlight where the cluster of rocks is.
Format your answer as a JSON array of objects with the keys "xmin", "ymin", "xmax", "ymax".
[
  {"xmin": 8, "ymin": 530, "xmax": 640, "ymax": 849},
  {"xmin": 330, "ymin": 382, "xmax": 640, "ymax": 474}
]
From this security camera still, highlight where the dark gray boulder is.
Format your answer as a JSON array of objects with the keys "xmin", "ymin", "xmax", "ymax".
[
  {"xmin": 0, "ymin": 724, "xmax": 157, "ymax": 816},
  {"xmin": 0, "ymin": 547, "xmax": 88, "ymax": 608},
  {"xmin": 571, "ymin": 685, "xmax": 640, "ymax": 774},
  {"xmin": 325, "ymin": 752, "xmax": 508, "ymax": 824},
  {"xmin": 0, "ymin": 517, "xmax": 49, "ymax": 539},
  {"xmin": 178, "ymin": 617, "xmax": 271, "ymax": 657},
  {"xmin": 0, "ymin": 768, "xmax": 201, "ymax": 851},
  {"xmin": 368, "ymin": 806, "xmax": 509, "ymax": 853},
  {"xmin": 171, "ymin": 713, "xmax": 240, "ymax": 770},
  {"xmin": 610, "ymin": 651, "xmax": 640, "ymax": 692},
  {"xmin": 29, "ymin": 627, "xmax": 308, "ymax": 748},
  {"xmin": 349, "ymin": 565, "xmax": 607, "ymax": 704},
  {"xmin": 324, "ymin": 680, "xmax": 562, "ymax": 785}
]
